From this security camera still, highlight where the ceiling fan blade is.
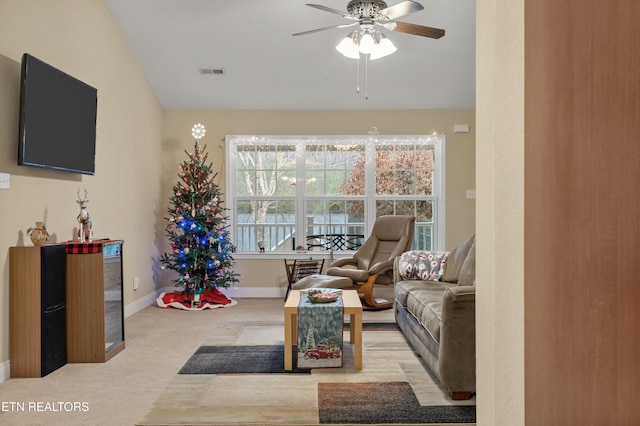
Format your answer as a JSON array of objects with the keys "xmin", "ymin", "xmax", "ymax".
[
  {"xmin": 306, "ymin": 3, "xmax": 352, "ymax": 19},
  {"xmin": 293, "ymin": 22, "xmax": 358, "ymax": 37},
  {"xmin": 391, "ymin": 21, "xmax": 445, "ymax": 39},
  {"xmin": 378, "ymin": 0, "xmax": 424, "ymax": 20}
]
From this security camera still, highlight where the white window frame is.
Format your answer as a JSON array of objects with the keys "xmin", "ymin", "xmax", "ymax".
[{"xmin": 226, "ymin": 135, "xmax": 445, "ymax": 258}]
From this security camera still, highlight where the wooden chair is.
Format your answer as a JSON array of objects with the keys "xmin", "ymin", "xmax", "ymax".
[{"xmin": 284, "ymin": 258, "xmax": 325, "ymax": 300}]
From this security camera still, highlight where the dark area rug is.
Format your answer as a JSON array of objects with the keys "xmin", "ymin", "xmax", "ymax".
[
  {"xmin": 318, "ymin": 382, "xmax": 476, "ymax": 424},
  {"xmin": 178, "ymin": 345, "xmax": 310, "ymax": 374},
  {"xmin": 179, "ymin": 324, "xmax": 398, "ymax": 375}
]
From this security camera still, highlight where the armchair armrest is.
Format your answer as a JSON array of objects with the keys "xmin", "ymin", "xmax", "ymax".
[
  {"xmin": 438, "ymin": 285, "xmax": 476, "ymax": 392},
  {"xmin": 368, "ymin": 259, "xmax": 394, "ymax": 275},
  {"xmin": 393, "ymin": 256, "xmax": 402, "ymax": 283},
  {"xmin": 329, "ymin": 257, "xmax": 357, "ymax": 268}
]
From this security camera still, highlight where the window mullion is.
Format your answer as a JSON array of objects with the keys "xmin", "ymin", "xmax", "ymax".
[
  {"xmin": 296, "ymin": 140, "xmax": 306, "ymax": 250},
  {"xmin": 226, "ymin": 136, "xmax": 237, "ymax": 245},
  {"xmin": 365, "ymin": 142, "xmax": 376, "ymax": 237},
  {"xmin": 434, "ymin": 139, "xmax": 446, "ymax": 250}
]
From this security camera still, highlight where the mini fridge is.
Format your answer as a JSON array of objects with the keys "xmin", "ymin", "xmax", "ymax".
[{"xmin": 40, "ymin": 245, "xmax": 67, "ymax": 376}]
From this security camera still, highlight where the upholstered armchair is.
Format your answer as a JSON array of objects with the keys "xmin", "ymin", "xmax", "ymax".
[{"xmin": 326, "ymin": 215, "xmax": 416, "ymax": 309}]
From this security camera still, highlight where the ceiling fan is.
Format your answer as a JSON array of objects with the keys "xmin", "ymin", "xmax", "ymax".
[
  {"xmin": 293, "ymin": 0, "xmax": 445, "ymax": 41},
  {"xmin": 294, "ymin": 0, "xmax": 444, "ymax": 97}
]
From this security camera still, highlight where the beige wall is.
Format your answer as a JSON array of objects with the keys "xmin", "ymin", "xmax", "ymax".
[
  {"xmin": 0, "ymin": 0, "xmax": 163, "ymax": 368},
  {"xmin": 160, "ymin": 109, "xmax": 476, "ymax": 294},
  {"xmin": 476, "ymin": 0, "xmax": 525, "ymax": 425}
]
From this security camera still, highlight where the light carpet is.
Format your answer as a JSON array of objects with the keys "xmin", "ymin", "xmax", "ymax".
[{"xmin": 139, "ymin": 322, "xmax": 475, "ymax": 425}]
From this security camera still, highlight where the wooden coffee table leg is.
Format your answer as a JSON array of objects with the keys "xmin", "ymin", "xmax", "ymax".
[
  {"xmin": 352, "ymin": 311, "xmax": 362, "ymax": 370},
  {"xmin": 284, "ymin": 312, "xmax": 293, "ymax": 370},
  {"xmin": 349, "ymin": 314, "xmax": 355, "ymax": 344}
]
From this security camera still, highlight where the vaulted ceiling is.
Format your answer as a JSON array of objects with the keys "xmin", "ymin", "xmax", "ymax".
[{"xmin": 104, "ymin": 0, "xmax": 475, "ymax": 110}]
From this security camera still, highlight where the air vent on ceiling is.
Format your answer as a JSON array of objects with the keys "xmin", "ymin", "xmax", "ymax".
[{"xmin": 199, "ymin": 68, "xmax": 224, "ymax": 75}]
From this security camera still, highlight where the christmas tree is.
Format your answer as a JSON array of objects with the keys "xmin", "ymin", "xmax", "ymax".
[{"xmin": 160, "ymin": 124, "xmax": 239, "ymax": 295}]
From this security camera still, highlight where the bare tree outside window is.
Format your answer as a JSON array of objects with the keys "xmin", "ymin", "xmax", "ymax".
[{"xmin": 235, "ymin": 144, "xmax": 296, "ymax": 251}]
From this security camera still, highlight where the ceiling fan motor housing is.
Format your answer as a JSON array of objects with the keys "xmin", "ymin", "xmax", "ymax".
[
  {"xmin": 347, "ymin": 1, "xmax": 389, "ymax": 19},
  {"xmin": 293, "ymin": 1, "xmax": 444, "ymax": 41}
]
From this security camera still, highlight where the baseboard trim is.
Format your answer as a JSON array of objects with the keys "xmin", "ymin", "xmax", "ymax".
[
  {"xmin": 124, "ymin": 290, "xmax": 161, "ymax": 318},
  {"xmin": 0, "ymin": 359, "xmax": 10, "ymax": 383}
]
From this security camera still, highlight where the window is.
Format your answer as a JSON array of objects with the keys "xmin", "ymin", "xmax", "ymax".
[{"xmin": 227, "ymin": 135, "xmax": 445, "ymax": 254}]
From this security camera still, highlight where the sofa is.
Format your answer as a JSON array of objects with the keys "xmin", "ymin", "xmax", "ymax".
[{"xmin": 393, "ymin": 234, "xmax": 476, "ymax": 400}]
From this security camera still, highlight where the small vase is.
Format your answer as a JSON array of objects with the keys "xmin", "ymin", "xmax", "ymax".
[{"xmin": 27, "ymin": 221, "xmax": 50, "ymax": 246}]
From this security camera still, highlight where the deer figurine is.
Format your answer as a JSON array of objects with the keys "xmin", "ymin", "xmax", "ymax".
[{"xmin": 77, "ymin": 189, "xmax": 93, "ymax": 242}]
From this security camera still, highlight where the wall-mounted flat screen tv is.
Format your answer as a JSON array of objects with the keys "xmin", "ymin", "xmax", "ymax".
[{"xmin": 18, "ymin": 53, "xmax": 97, "ymax": 175}]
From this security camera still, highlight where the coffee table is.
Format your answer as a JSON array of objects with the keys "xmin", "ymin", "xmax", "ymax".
[{"xmin": 284, "ymin": 289, "xmax": 363, "ymax": 370}]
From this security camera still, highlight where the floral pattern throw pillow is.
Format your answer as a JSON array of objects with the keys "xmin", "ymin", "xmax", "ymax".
[{"xmin": 398, "ymin": 251, "xmax": 449, "ymax": 281}]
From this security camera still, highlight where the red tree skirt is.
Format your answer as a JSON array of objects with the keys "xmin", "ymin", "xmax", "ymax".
[{"xmin": 157, "ymin": 288, "xmax": 237, "ymax": 310}]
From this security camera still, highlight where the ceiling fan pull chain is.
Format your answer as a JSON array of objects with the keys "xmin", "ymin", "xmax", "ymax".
[
  {"xmin": 365, "ymin": 54, "xmax": 369, "ymax": 100},
  {"xmin": 356, "ymin": 55, "xmax": 360, "ymax": 93}
]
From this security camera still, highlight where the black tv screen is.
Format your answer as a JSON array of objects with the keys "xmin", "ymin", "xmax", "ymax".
[{"xmin": 18, "ymin": 54, "xmax": 97, "ymax": 175}]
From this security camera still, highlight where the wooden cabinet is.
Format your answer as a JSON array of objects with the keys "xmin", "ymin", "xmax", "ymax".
[
  {"xmin": 65, "ymin": 240, "xmax": 125, "ymax": 362},
  {"xmin": 10, "ymin": 245, "xmax": 67, "ymax": 377}
]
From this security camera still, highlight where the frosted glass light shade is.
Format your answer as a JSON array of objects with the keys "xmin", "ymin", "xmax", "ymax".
[
  {"xmin": 369, "ymin": 35, "xmax": 397, "ymax": 60},
  {"xmin": 358, "ymin": 32, "xmax": 375, "ymax": 54},
  {"xmin": 336, "ymin": 29, "xmax": 398, "ymax": 60},
  {"xmin": 336, "ymin": 32, "xmax": 360, "ymax": 59}
]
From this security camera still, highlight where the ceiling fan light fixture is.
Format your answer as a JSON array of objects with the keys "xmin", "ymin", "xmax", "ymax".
[
  {"xmin": 369, "ymin": 33, "xmax": 397, "ymax": 60},
  {"xmin": 336, "ymin": 31, "xmax": 361, "ymax": 58},
  {"xmin": 358, "ymin": 31, "xmax": 376, "ymax": 54},
  {"xmin": 297, "ymin": 0, "xmax": 446, "ymax": 98}
]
